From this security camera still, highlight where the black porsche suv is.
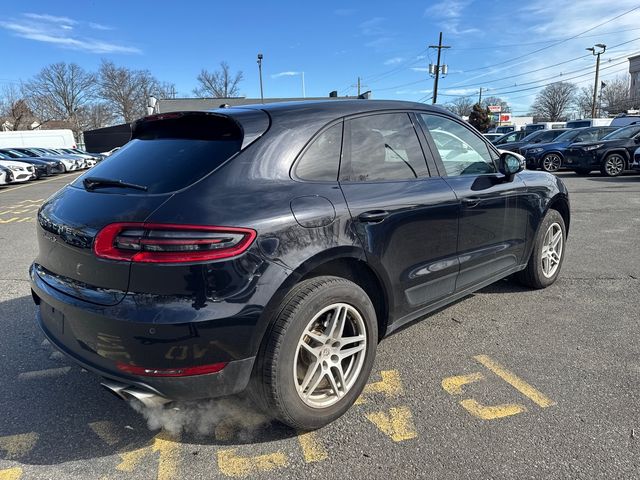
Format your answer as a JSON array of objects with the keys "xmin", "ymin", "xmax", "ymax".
[
  {"xmin": 563, "ymin": 124, "xmax": 640, "ymax": 176},
  {"xmin": 30, "ymin": 100, "xmax": 570, "ymax": 429}
]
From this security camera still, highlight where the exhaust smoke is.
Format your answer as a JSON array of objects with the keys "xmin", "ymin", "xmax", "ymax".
[{"xmin": 129, "ymin": 397, "xmax": 271, "ymax": 439}]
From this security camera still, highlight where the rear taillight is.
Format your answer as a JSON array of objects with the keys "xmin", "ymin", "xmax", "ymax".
[
  {"xmin": 94, "ymin": 223, "xmax": 256, "ymax": 263},
  {"xmin": 116, "ymin": 361, "xmax": 227, "ymax": 377}
]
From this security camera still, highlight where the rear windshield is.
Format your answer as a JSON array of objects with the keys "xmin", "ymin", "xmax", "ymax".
[{"xmin": 73, "ymin": 113, "xmax": 243, "ymax": 194}]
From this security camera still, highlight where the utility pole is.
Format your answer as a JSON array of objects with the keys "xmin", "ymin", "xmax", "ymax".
[
  {"xmin": 478, "ymin": 87, "xmax": 483, "ymax": 105},
  {"xmin": 587, "ymin": 44, "xmax": 606, "ymax": 118},
  {"xmin": 257, "ymin": 53, "xmax": 264, "ymax": 103},
  {"xmin": 429, "ymin": 32, "xmax": 450, "ymax": 104},
  {"xmin": 357, "ymin": 77, "xmax": 361, "ymax": 96}
]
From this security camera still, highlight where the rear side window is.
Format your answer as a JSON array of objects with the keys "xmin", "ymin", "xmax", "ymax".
[
  {"xmin": 344, "ymin": 113, "xmax": 428, "ymax": 182},
  {"xmin": 73, "ymin": 113, "xmax": 243, "ymax": 194},
  {"xmin": 294, "ymin": 123, "xmax": 342, "ymax": 181}
]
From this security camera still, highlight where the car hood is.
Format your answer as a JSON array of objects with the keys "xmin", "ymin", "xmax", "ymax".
[
  {"xmin": 570, "ymin": 139, "xmax": 627, "ymax": 148},
  {"xmin": 0, "ymin": 160, "xmax": 32, "ymax": 169},
  {"xmin": 526, "ymin": 140, "xmax": 569, "ymax": 151}
]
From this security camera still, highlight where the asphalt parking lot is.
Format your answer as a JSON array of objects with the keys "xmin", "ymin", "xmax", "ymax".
[{"xmin": 0, "ymin": 171, "xmax": 638, "ymax": 479}]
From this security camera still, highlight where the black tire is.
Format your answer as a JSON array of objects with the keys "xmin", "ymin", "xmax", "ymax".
[
  {"xmin": 573, "ymin": 168, "xmax": 591, "ymax": 175},
  {"xmin": 249, "ymin": 276, "xmax": 378, "ymax": 430},
  {"xmin": 541, "ymin": 153, "xmax": 562, "ymax": 173},
  {"xmin": 601, "ymin": 153, "xmax": 626, "ymax": 177},
  {"xmin": 516, "ymin": 209, "xmax": 566, "ymax": 289}
]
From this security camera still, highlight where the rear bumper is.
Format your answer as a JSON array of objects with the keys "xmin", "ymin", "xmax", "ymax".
[{"xmin": 29, "ymin": 263, "xmax": 275, "ymax": 401}]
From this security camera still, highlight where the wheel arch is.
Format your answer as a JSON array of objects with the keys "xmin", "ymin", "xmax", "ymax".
[
  {"xmin": 603, "ymin": 149, "xmax": 630, "ymax": 167},
  {"xmin": 253, "ymin": 247, "xmax": 393, "ymax": 357},
  {"xmin": 546, "ymin": 193, "xmax": 570, "ymax": 235}
]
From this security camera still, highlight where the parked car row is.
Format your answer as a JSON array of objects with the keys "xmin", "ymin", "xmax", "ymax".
[
  {"xmin": 490, "ymin": 121, "xmax": 640, "ymax": 176},
  {"xmin": 0, "ymin": 147, "xmax": 103, "ymax": 185}
]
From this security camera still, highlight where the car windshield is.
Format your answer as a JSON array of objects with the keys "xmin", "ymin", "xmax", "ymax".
[
  {"xmin": 554, "ymin": 130, "xmax": 582, "ymax": 142},
  {"xmin": 521, "ymin": 131, "xmax": 544, "ymax": 142},
  {"xmin": 602, "ymin": 125, "xmax": 640, "ymax": 140},
  {"xmin": 2, "ymin": 149, "xmax": 28, "ymax": 158}
]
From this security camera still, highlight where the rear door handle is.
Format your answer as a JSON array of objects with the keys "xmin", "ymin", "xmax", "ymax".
[
  {"xmin": 461, "ymin": 196, "xmax": 482, "ymax": 207},
  {"xmin": 358, "ymin": 210, "xmax": 389, "ymax": 223}
]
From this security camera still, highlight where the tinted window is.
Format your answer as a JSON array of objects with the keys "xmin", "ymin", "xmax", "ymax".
[
  {"xmin": 295, "ymin": 123, "xmax": 342, "ymax": 181},
  {"xmin": 345, "ymin": 113, "xmax": 427, "ymax": 182},
  {"xmin": 602, "ymin": 125, "xmax": 640, "ymax": 140},
  {"xmin": 420, "ymin": 114, "xmax": 496, "ymax": 176},
  {"xmin": 72, "ymin": 114, "xmax": 243, "ymax": 194}
]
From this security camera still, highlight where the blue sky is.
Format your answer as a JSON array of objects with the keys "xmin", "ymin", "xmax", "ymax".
[{"xmin": 1, "ymin": 0, "xmax": 639, "ymax": 115}]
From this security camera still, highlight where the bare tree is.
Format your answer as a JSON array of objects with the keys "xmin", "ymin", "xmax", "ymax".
[
  {"xmin": 445, "ymin": 96, "xmax": 474, "ymax": 117},
  {"xmin": 98, "ymin": 61, "xmax": 175, "ymax": 122},
  {"xmin": 530, "ymin": 82, "xmax": 576, "ymax": 121},
  {"xmin": 0, "ymin": 85, "xmax": 35, "ymax": 130},
  {"xmin": 574, "ymin": 85, "xmax": 594, "ymax": 118},
  {"xmin": 193, "ymin": 62, "xmax": 243, "ymax": 98},
  {"xmin": 76, "ymin": 102, "xmax": 116, "ymax": 130},
  {"xmin": 22, "ymin": 62, "xmax": 96, "ymax": 131},
  {"xmin": 600, "ymin": 75, "xmax": 634, "ymax": 115},
  {"xmin": 481, "ymin": 96, "xmax": 510, "ymax": 113}
]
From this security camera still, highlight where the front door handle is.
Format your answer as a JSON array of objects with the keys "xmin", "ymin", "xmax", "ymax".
[
  {"xmin": 461, "ymin": 196, "xmax": 482, "ymax": 207},
  {"xmin": 358, "ymin": 210, "xmax": 389, "ymax": 223}
]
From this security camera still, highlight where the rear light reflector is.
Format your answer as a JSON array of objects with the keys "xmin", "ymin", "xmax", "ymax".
[
  {"xmin": 116, "ymin": 361, "xmax": 228, "ymax": 377},
  {"xmin": 94, "ymin": 223, "xmax": 256, "ymax": 263}
]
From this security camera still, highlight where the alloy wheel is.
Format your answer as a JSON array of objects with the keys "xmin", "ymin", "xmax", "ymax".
[
  {"xmin": 604, "ymin": 155, "xmax": 625, "ymax": 176},
  {"xmin": 293, "ymin": 303, "xmax": 367, "ymax": 408},
  {"xmin": 542, "ymin": 154, "xmax": 562, "ymax": 172},
  {"xmin": 541, "ymin": 222, "xmax": 563, "ymax": 278}
]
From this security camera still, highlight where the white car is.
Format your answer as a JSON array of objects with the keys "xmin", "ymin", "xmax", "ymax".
[
  {"xmin": 101, "ymin": 146, "xmax": 120, "ymax": 157},
  {"xmin": 0, "ymin": 167, "xmax": 10, "ymax": 185},
  {"xmin": 0, "ymin": 159, "xmax": 35, "ymax": 182}
]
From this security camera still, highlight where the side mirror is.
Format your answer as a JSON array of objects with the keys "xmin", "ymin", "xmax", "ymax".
[{"xmin": 498, "ymin": 151, "xmax": 525, "ymax": 181}]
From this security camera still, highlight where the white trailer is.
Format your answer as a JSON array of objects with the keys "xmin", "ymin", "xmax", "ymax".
[{"xmin": 0, "ymin": 129, "xmax": 76, "ymax": 149}]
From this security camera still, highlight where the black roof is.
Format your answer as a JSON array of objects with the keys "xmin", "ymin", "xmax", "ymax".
[{"xmin": 213, "ymin": 99, "xmax": 447, "ymax": 124}]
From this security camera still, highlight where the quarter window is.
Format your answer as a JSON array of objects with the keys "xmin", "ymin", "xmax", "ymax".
[
  {"xmin": 420, "ymin": 114, "xmax": 497, "ymax": 176},
  {"xmin": 345, "ymin": 113, "xmax": 428, "ymax": 182},
  {"xmin": 295, "ymin": 123, "xmax": 343, "ymax": 181}
]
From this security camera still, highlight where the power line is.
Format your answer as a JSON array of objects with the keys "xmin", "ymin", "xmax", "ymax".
[
  {"xmin": 450, "ymin": 5, "xmax": 640, "ymax": 75},
  {"xmin": 450, "ymin": 26, "xmax": 640, "ymax": 50}
]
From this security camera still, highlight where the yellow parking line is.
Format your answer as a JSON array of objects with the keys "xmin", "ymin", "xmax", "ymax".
[
  {"xmin": 0, "ymin": 433, "xmax": 38, "ymax": 460},
  {"xmin": 297, "ymin": 431, "xmax": 328, "ymax": 463},
  {"xmin": 474, "ymin": 355, "xmax": 556, "ymax": 408},
  {"xmin": 0, "ymin": 172, "xmax": 83, "ymax": 194},
  {"xmin": 0, "ymin": 467, "xmax": 22, "ymax": 480}
]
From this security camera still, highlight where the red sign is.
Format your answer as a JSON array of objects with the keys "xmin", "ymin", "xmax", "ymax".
[{"xmin": 488, "ymin": 105, "xmax": 502, "ymax": 113}]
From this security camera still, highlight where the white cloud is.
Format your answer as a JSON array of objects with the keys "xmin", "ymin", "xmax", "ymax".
[
  {"xmin": 359, "ymin": 17, "xmax": 386, "ymax": 36},
  {"xmin": 384, "ymin": 57, "xmax": 404, "ymax": 65},
  {"xmin": 24, "ymin": 13, "xmax": 76, "ymax": 25},
  {"xmin": 271, "ymin": 71, "xmax": 301, "ymax": 78},
  {"xmin": 0, "ymin": 13, "xmax": 139, "ymax": 54},
  {"xmin": 89, "ymin": 22, "xmax": 114, "ymax": 31},
  {"xmin": 424, "ymin": 1, "xmax": 472, "ymax": 19}
]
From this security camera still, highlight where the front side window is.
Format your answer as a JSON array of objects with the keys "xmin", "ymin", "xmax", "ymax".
[
  {"xmin": 345, "ymin": 113, "xmax": 428, "ymax": 182},
  {"xmin": 294, "ymin": 122, "xmax": 342, "ymax": 181},
  {"xmin": 420, "ymin": 114, "xmax": 497, "ymax": 176}
]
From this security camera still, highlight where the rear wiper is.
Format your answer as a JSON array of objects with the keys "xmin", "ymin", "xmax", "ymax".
[{"xmin": 83, "ymin": 177, "xmax": 148, "ymax": 192}]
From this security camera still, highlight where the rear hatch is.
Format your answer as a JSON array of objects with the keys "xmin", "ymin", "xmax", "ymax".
[{"xmin": 35, "ymin": 111, "xmax": 266, "ymax": 305}]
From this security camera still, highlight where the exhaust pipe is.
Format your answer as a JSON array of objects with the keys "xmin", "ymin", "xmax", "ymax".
[
  {"xmin": 101, "ymin": 380, "xmax": 128, "ymax": 400},
  {"xmin": 120, "ymin": 388, "xmax": 171, "ymax": 409},
  {"xmin": 101, "ymin": 380, "xmax": 170, "ymax": 408}
]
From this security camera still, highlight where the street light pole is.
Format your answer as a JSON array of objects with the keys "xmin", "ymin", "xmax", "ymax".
[
  {"xmin": 587, "ymin": 44, "xmax": 606, "ymax": 118},
  {"xmin": 257, "ymin": 53, "xmax": 264, "ymax": 103}
]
